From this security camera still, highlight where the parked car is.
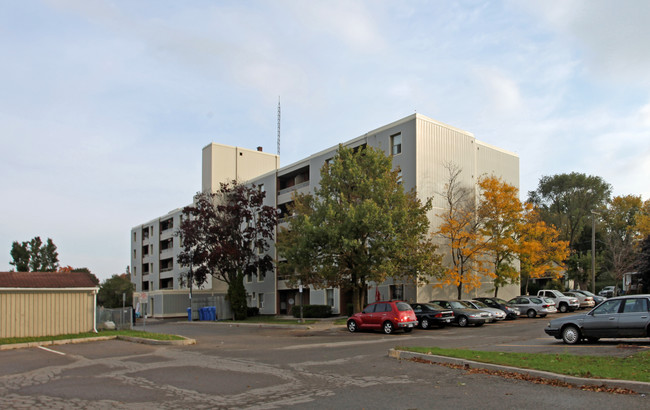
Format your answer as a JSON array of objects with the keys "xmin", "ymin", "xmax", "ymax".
[
  {"xmin": 568, "ymin": 289, "xmax": 606, "ymax": 306},
  {"xmin": 473, "ymin": 297, "xmax": 520, "ymax": 320},
  {"xmin": 410, "ymin": 303, "xmax": 455, "ymax": 329},
  {"xmin": 347, "ymin": 300, "xmax": 418, "ymax": 334},
  {"xmin": 598, "ymin": 286, "xmax": 619, "ymax": 298},
  {"xmin": 537, "ymin": 289, "xmax": 579, "ymax": 313},
  {"xmin": 464, "ymin": 300, "xmax": 506, "ymax": 321},
  {"xmin": 563, "ymin": 291, "xmax": 595, "ymax": 309},
  {"xmin": 545, "ymin": 295, "xmax": 650, "ymax": 344},
  {"xmin": 507, "ymin": 296, "xmax": 557, "ymax": 318},
  {"xmin": 429, "ymin": 299, "xmax": 490, "ymax": 327}
]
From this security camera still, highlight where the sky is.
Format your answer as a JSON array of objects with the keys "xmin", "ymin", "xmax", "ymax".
[{"xmin": 2, "ymin": 0, "xmax": 649, "ymax": 281}]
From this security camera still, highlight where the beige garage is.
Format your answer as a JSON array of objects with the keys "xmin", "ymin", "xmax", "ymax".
[{"xmin": 0, "ymin": 271, "xmax": 99, "ymax": 338}]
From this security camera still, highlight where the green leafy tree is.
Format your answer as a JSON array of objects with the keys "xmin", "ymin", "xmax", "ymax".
[
  {"xmin": 278, "ymin": 144, "xmax": 442, "ymax": 314},
  {"xmin": 98, "ymin": 274, "xmax": 135, "ymax": 308},
  {"xmin": 177, "ymin": 181, "xmax": 277, "ymax": 320},
  {"xmin": 635, "ymin": 235, "xmax": 650, "ymax": 293},
  {"xmin": 601, "ymin": 195, "xmax": 644, "ymax": 286},
  {"xmin": 527, "ymin": 172, "xmax": 611, "ymax": 282},
  {"xmin": 58, "ymin": 265, "xmax": 100, "ymax": 285},
  {"xmin": 527, "ymin": 172, "xmax": 612, "ymax": 248},
  {"xmin": 9, "ymin": 236, "xmax": 59, "ymax": 272}
]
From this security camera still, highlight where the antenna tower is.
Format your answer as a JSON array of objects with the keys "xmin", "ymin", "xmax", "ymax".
[{"xmin": 277, "ymin": 96, "xmax": 281, "ymax": 156}]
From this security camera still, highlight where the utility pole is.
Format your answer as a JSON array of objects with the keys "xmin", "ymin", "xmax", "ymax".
[{"xmin": 591, "ymin": 210, "xmax": 599, "ymax": 294}]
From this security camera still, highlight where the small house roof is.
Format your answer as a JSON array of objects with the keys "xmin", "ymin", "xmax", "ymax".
[{"xmin": 0, "ymin": 271, "xmax": 99, "ymax": 288}]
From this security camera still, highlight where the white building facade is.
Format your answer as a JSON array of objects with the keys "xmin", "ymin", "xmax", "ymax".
[{"xmin": 131, "ymin": 114, "xmax": 519, "ymax": 318}]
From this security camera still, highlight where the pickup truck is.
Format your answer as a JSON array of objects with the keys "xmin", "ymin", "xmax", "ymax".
[{"xmin": 537, "ymin": 290, "xmax": 580, "ymax": 313}]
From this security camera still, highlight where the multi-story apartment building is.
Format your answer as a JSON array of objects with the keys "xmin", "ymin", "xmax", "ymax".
[{"xmin": 131, "ymin": 113, "xmax": 519, "ymax": 318}]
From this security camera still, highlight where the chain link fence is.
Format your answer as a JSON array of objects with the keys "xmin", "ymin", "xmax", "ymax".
[{"xmin": 96, "ymin": 306, "xmax": 133, "ymax": 330}]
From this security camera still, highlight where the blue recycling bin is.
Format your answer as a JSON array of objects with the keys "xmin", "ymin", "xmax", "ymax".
[
  {"xmin": 210, "ymin": 306, "xmax": 216, "ymax": 321},
  {"xmin": 199, "ymin": 307, "xmax": 205, "ymax": 321},
  {"xmin": 187, "ymin": 307, "xmax": 192, "ymax": 321}
]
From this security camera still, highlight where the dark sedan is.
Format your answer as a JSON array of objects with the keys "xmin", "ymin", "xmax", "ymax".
[
  {"xmin": 429, "ymin": 299, "xmax": 490, "ymax": 327},
  {"xmin": 410, "ymin": 303, "xmax": 455, "ymax": 329},
  {"xmin": 473, "ymin": 297, "xmax": 520, "ymax": 320},
  {"xmin": 545, "ymin": 294, "xmax": 650, "ymax": 344}
]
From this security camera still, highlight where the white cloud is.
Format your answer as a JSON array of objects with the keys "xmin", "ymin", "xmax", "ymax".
[{"xmin": 520, "ymin": 0, "xmax": 650, "ymax": 84}]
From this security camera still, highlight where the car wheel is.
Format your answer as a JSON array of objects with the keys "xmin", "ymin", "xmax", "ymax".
[
  {"xmin": 527, "ymin": 309, "xmax": 536, "ymax": 318},
  {"xmin": 347, "ymin": 320, "xmax": 358, "ymax": 333},
  {"xmin": 586, "ymin": 337, "xmax": 600, "ymax": 343},
  {"xmin": 403, "ymin": 327, "xmax": 413, "ymax": 333},
  {"xmin": 420, "ymin": 318, "xmax": 430, "ymax": 329},
  {"xmin": 559, "ymin": 303, "xmax": 568, "ymax": 313},
  {"xmin": 457, "ymin": 316, "xmax": 468, "ymax": 327},
  {"xmin": 562, "ymin": 325, "xmax": 581, "ymax": 345},
  {"xmin": 382, "ymin": 321, "xmax": 394, "ymax": 334}
]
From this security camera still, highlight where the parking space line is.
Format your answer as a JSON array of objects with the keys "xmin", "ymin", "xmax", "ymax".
[{"xmin": 37, "ymin": 346, "xmax": 66, "ymax": 355}]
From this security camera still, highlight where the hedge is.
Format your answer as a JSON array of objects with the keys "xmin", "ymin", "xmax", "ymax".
[{"xmin": 291, "ymin": 304, "xmax": 332, "ymax": 318}]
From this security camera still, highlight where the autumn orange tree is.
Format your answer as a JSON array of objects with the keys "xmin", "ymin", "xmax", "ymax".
[
  {"xmin": 519, "ymin": 205, "xmax": 569, "ymax": 294},
  {"xmin": 477, "ymin": 176, "xmax": 522, "ymax": 297},
  {"xmin": 436, "ymin": 163, "xmax": 492, "ymax": 299}
]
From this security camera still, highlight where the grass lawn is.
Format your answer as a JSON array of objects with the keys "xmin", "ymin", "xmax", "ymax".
[
  {"xmin": 398, "ymin": 346, "xmax": 650, "ymax": 382},
  {"xmin": 0, "ymin": 329, "xmax": 184, "ymax": 345}
]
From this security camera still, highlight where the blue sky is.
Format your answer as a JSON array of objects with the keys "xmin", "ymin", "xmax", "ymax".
[{"xmin": 2, "ymin": 0, "xmax": 649, "ymax": 281}]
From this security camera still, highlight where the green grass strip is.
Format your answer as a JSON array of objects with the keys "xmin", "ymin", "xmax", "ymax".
[
  {"xmin": 0, "ymin": 329, "xmax": 183, "ymax": 345},
  {"xmin": 398, "ymin": 346, "xmax": 650, "ymax": 383}
]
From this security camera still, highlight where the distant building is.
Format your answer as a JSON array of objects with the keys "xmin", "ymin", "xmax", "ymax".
[{"xmin": 131, "ymin": 113, "xmax": 519, "ymax": 318}]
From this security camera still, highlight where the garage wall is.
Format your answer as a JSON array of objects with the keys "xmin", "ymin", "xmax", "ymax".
[{"xmin": 0, "ymin": 289, "xmax": 96, "ymax": 338}]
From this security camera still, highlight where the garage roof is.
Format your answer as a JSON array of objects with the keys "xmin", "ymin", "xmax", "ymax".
[{"xmin": 0, "ymin": 271, "xmax": 99, "ymax": 288}]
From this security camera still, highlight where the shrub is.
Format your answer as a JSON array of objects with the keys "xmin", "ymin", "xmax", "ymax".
[
  {"xmin": 291, "ymin": 304, "xmax": 332, "ymax": 318},
  {"xmin": 247, "ymin": 307, "xmax": 260, "ymax": 317}
]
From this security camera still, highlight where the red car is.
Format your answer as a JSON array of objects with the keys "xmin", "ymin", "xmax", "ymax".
[{"xmin": 347, "ymin": 300, "xmax": 418, "ymax": 334}]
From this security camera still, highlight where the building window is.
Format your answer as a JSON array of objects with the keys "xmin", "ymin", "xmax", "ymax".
[
  {"xmin": 327, "ymin": 289, "xmax": 334, "ymax": 308},
  {"xmin": 396, "ymin": 169, "xmax": 403, "ymax": 185},
  {"xmin": 391, "ymin": 133, "xmax": 402, "ymax": 155},
  {"xmin": 246, "ymin": 273, "xmax": 253, "ymax": 283},
  {"xmin": 133, "ymin": 232, "xmax": 136, "ymax": 242},
  {"xmin": 258, "ymin": 293, "xmax": 264, "ymax": 309},
  {"xmin": 259, "ymin": 184, "xmax": 265, "ymax": 193},
  {"xmin": 390, "ymin": 284, "xmax": 404, "ymax": 300},
  {"xmin": 257, "ymin": 268, "xmax": 265, "ymax": 282}
]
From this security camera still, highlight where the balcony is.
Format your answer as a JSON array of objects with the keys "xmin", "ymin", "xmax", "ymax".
[{"xmin": 278, "ymin": 180, "xmax": 310, "ymax": 196}]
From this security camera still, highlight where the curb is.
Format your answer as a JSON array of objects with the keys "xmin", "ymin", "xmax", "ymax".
[
  {"xmin": 0, "ymin": 335, "xmax": 196, "ymax": 350},
  {"xmin": 388, "ymin": 348, "xmax": 650, "ymax": 395}
]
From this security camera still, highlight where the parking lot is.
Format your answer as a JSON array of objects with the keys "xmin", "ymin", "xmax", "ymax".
[{"xmin": 1, "ymin": 312, "xmax": 648, "ymax": 409}]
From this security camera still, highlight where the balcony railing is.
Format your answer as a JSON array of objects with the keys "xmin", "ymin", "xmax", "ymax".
[{"xmin": 278, "ymin": 180, "xmax": 310, "ymax": 196}]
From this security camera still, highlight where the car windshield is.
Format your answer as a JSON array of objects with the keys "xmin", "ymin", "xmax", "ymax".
[
  {"xmin": 472, "ymin": 300, "xmax": 488, "ymax": 308},
  {"xmin": 449, "ymin": 301, "xmax": 467, "ymax": 309},
  {"xmin": 424, "ymin": 303, "xmax": 443, "ymax": 310},
  {"xmin": 396, "ymin": 302, "xmax": 412, "ymax": 312},
  {"xmin": 530, "ymin": 297, "xmax": 543, "ymax": 304},
  {"xmin": 493, "ymin": 298, "xmax": 508, "ymax": 304}
]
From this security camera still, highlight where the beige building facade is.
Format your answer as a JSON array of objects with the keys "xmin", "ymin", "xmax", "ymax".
[{"xmin": 131, "ymin": 113, "xmax": 520, "ymax": 317}]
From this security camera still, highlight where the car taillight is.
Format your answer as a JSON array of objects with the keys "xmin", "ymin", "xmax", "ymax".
[
  {"xmin": 435, "ymin": 313, "xmax": 442, "ymax": 318},
  {"xmin": 542, "ymin": 304, "xmax": 550, "ymax": 308}
]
